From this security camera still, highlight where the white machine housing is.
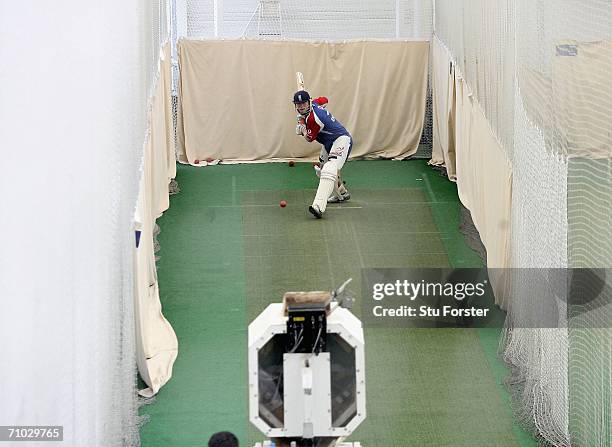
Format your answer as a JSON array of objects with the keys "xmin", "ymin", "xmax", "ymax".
[{"xmin": 248, "ymin": 302, "xmax": 366, "ymax": 443}]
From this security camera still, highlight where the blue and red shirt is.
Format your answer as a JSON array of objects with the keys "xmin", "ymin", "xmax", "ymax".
[{"xmin": 304, "ymin": 104, "xmax": 352, "ymax": 154}]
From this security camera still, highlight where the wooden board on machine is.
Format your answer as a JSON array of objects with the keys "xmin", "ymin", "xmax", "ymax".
[{"xmin": 282, "ymin": 291, "xmax": 331, "ymax": 316}]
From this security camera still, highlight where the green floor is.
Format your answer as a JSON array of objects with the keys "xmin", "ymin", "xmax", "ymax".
[{"xmin": 140, "ymin": 160, "xmax": 537, "ymax": 447}]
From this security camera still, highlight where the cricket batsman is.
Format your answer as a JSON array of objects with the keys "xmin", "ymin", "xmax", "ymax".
[{"xmin": 293, "ymin": 90, "xmax": 353, "ymax": 219}]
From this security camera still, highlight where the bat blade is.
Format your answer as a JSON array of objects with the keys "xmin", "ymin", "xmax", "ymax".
[{"xmin": 296, "ymin": 71, "xmax": 305, "ymax": 90}]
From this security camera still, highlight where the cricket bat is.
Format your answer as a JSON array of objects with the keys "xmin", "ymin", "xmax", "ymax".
[
  {"xmin": 296, "ymin": 71, "xmax": 305, "ymax": 91},
  {"xmin": 295, "ymin": 72, "xmax": 306, "ymax": 126}
]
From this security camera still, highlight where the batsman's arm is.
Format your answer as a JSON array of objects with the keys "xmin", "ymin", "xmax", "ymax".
[{"xmin": 312, "ymin": 97, "xmax": 328, "ymax": 108}]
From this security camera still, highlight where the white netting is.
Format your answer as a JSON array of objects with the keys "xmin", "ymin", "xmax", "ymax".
[
  {"xmin": 504, "ymin": 82, "xmax": 570, "ymax": 445},
  {"xmin": 566, "ymin": 155, "xmax": 612, "ymax": 446},
  {"xmin": 435, "ymin": 0, "xmax": 612, "ymax": 445},
  {"xmin": 514, "ymin": 1, "xmax": 611, "ymax": 445},
  {"xmin": 183, "ymin": 0, "xmax": 432, "ymax": 39},
  {"xmin": 435, "ymin": 0, "xmax": 515, "ymax": 156},
  {"xmin": 0, "ymin": 1, "xmax": 170, "ymax": 445},
  {"xmin": 241, "ymin": 0, "xmax": 432, "ymax": 40}
]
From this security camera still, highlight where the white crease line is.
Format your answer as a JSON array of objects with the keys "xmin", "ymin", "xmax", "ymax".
[
  {"xmin": 200, "ymin": 202, "xmax": 454, "ymax": 208},
  {"xmin": 243, "ymin": 231, "xmax": 443, "ymax": 236},
  {"xmin": 243, "ymin": 252, "xmax": 449, "ymax": 258},
  {"xmin": 202, "ymin": 204, "xmax": 289, "ymax": 207}
]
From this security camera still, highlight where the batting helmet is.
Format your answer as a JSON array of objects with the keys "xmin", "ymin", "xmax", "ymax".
[{"xmin": 293, "ymin": 90, "xmax": 311, "ymax": 103}]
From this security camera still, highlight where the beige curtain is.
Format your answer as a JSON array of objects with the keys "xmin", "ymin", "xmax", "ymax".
[
  {"xmin": 432, "ymin": 37, "xmax": 513, "ymax": 307},
  {"xmin": 134, "ymin": 42, "xmax": 179, "ymax": 397},
  {"xmin": 455, "ymin": 73, "xmax": 513, "ymax": 307},
  {"xmin": 176, "ymin": 39, "xmax": 429, "ymax": 163},
  {"xmin": 431, "ymin": 36, "xmax": 457, "ymax": 180}
]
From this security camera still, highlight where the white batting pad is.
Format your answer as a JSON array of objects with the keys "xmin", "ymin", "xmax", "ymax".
[{"xmin": 312, "ymin": 160, "xmax": 338, "ymax": 213}]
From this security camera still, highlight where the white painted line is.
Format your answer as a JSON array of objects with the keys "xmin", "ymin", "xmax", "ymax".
[
  {"xmin": 350, "ymin": 221, "xmax": 366, "ymax": 268},
  {"xmin": 232, "ymin": 176, "xmax": 236, "ymax": 205},
  {"xmin": 243, "ymin": 252, "xmax": 449, "ymax": 258}
]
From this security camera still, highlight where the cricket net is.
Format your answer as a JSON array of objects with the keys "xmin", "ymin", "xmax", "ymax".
[{"xmin": 434, "ymin": 0, "xmax": 612, "ymax": 445}]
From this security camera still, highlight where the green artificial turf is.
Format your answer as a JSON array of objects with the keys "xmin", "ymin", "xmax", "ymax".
[{"xmin": 140, "ymin": 160, "xmax": 536, "ymax": 447}]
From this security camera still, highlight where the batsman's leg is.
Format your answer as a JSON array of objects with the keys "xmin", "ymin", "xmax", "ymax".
[
  {"xmin": 327, "ymin": 136, "xmax": 351, "ymax": 203},
  {"xmin": 328, "ymin": 171, "xmax": 350, "ymax": 203},
  {"xmin": 309, "ymin": 160, "xmax": 338, "ymax": 218}
]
